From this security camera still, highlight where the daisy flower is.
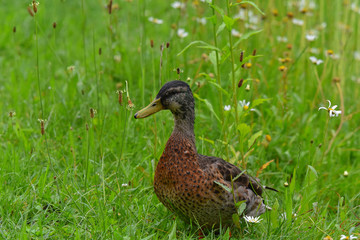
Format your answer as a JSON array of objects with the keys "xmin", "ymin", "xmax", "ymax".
[
  {"xmin": 318, "ymin": 100, "xmax": 342, "ymax": 117},
  {"xmin": 323, "ymin": 235, "xmax": 333, "ymax": 240},
  {"xmin": 306, "ymin": 34, "xmax": 317, "ymax": 41},
  {"xmin": 340, "ymin": 235, "xmax": 357, "ymax": 240},
  {"xmin": 177, "ymin": 28, "xmax": 188, "ymax": 38},
  {"xmin": 224, "ymin": 105, "xmax": 231, "ymax": 111},
  {"xmin": 292, "ymin": 18, "xmax": 304, "ymax": 26},
  {"xmin": 231, "ymin": 29, "xmax": 241, "ymax": 38},
  {"xmin": 276, "ymin": 36, "xmax": 288, "ymax": 42},
  {"xmin": 148, "ymin": 17, "xmax": 163, "ymax": 24},
  {"xmin": 244, "ymin": 215, "xmax": 262, "ymax": 223},
  {"xmin": 196, "ymin": 17, "xmax": 207, "ymax": 25},
  {"xmin": 309, "ymin": 56, "xmax": 323, "ymax": 65},
  {"xmin": 171, "ymin": 1, "xmax": 185, "ymax": 9},
  {"xmin": 239, "ymin": 100, "xmax": 250, "ymax": 110}
]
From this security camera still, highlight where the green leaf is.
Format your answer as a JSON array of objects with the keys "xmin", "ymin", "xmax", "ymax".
[
  {"xmin": 270, "ymin": 199, "xmax": 279, "ymax": 228},
  {"xmin": 241, "ymin": 54, "xmax": 263, "ymax": 64},
  {"xmin": 198, "ymin": 136, "xmax": 215, "ymax": 145},
  {"xmin": 238, "ymin": 123, "xmax": 250, "ymax": 138},
  {"xmin": 214, "ymin": 181, "xmax": 231, "ymax": 192},
  {"xmin": 233, "ymin": 170, "xmax": 247, "ymax": 181},
  {"xmin": 233, "ymin": 29, "xmax": 263, "ymax": 49},
  {"xmin": 307, "ymin": 165, "xmax": 318, "ymax": 178},
  {"xmin": 193, "ymin": 93, "xmax": 221, "ymax": 123},
  {"xmin": 235, "ymin": 200, "xmax": 247, "ymax": 215},
  {"xmin": 248, "ymin": 130, "xmax": 262, "ymax": 149},
  {"xmin": 290, "ymin": 168, "xmax": 296, "ymax": 196},
  {"xmin": 223, "ymin": 15, "xmax": 235, "ymax": 31},
  {"xmin": 216, "ymin": 22, "xmax": 226, "ymax": 36},
  {"xmin": 210, "ymin": 3, "xmax": 225, "ymax": 17},
  {"xmin": 168, "ymin": 220, "xmax": 177, "ymax": 240},
  {"xmin": 207, "ymin": 15, "xmax": 217, "ymax": 25},
  {"xmin": 232, "ymin": 214, "xmax": 241, "ymax": 229},
  {"xmin": 232, "ymin": 1, "xmax": 265, "ymax": 15},
  {"xmin": 251, "ymin": 98, "xmax": 271, "ymax": 109},
  {"xmin": 177, "ymin": 41, "xmax": 221, "ymax": 56},
  {"xmin": 207, "ymin": 81, "xmax": 230, "ymax": 97}
]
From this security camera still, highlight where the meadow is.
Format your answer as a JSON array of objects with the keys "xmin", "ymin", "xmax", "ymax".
[{"xmin": 0, "ymin": 0, "xmax": 359, "ymax": 239}]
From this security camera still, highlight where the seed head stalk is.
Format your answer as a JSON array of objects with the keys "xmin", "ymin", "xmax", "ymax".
[
  {"xmin": 226, "ymin": 0, "xmax": 238, "ymax": 126},
  {"xmin": 211, "ymin": 0, "xmax": 224, "ymax": 121}
]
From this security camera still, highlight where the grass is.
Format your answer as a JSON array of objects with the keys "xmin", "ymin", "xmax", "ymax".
[{"xmin": 0, "ymin": 0, "xmax": 359, "ymax": 239}]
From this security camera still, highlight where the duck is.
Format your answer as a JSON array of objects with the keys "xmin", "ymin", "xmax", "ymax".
[{"xmin": 134, "ymin": 80, "xmax": 269, "ymax": 229}]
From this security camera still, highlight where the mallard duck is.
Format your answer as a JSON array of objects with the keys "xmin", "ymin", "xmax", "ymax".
[{"xmin": 134, "ymin": 80, "xmax": 268, "ymax": 229}]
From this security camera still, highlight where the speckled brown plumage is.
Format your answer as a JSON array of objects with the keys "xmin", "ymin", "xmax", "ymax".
[{"xmin": 135, "ymin": 80, "xmax": 267, "ymax": 229}]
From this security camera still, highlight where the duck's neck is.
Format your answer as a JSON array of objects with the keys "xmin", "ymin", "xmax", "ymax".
[{"xmin": 171, "ymin": 106, "xmax": 196, "ymax": 148}]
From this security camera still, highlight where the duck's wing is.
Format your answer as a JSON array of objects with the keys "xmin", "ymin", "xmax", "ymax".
[
  {"xmin": 198, "ymin": 154, "xmax": 266, "ymax": 217},
  {"xmin": 197, "ymin": 154, "xmax": 263, "ymax": 196}
]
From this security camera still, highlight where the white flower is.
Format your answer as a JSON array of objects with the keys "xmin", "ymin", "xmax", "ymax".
[
  {"xmin": 306, "ymin": 34, "xmax": 317, "ymax": 41},
  {"xmin": 343, "ymin": 170, "xmax": 349, "ymax": 177},
  {"xmin": 29, "ymin": 1, "xmax": 40, "ymax": 7},
  {"xmin": 177, "ymin": 28, "xmax": 188, "ymax": 38},
  {"xmin": 234, "ymin": 8, "xmax": 246, "ymax": 20},
  {"xmin": 292, "ymin": 18, "xmax": 304, "ymax": 26},
  {"xmin": 245, "ymin": 84, "xmax": 250, "ymax": 91},
  {"xmin": 239, "ymin": 100, "xmax": 250, "ymax": 110},
  {"xmin": 309, "ymin": 56, "xmax": 323, "ymax": 65},
  {"xmin": 121, "ymin": 183, "xmax": 128, "ymax": 187},
  {"xmin": 231, "ymin": 29, "xmax": 241, "ymax": 38},
  {"xmin": 319, "ymin": 22, "xmax": 327, "ymax": 30},
  {"xmin": 224, "ymin": 105, "xmax": 231, "ymax": 111},
  {"xmin": 148, "ymin": 17, "xmax": 163, "ymax": 24},
  {"xmin": 171, "ymin": 1, "xmax": 185, "ymax": 9},
  {"xmin": 309, "ymin": 48, "xmax": 320, "ymax": 54},
  {"xmin": 340, "ymin": 235, "xmax": 357, "ymax": 240},
  {"xmin": 244, "ymin": 215, "xmax": 262, "ymax": 223},
  {"xmin": 354, "ymin": 51, "xmax": 360, "ymax": 61},
  {"xmin": 276, "ymin": 36, "xmax": 288, "ymax": 42},
  {"xmin": 318, "ymin": 100, "xmax": 342, "ymax": 117},
  {"xmin": 114, "ymin": 55, "xmax": 121, "ymax": 62},
  {"xmin": 196, "ymin": 17, "xmax": 207, "ymax": 25}
]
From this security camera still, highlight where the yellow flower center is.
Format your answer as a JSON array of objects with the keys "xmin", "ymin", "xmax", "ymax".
[
  {"xmin": 328, "ymin": 108, "xmax": 333, "ymax": 111},
  {"xmin": 243, "ymin": 105, "xmax": 249, "ymax": 110}
]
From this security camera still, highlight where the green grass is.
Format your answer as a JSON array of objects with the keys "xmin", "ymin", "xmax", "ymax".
[{"xmin": 1, "ymin": 0, "xmax": 359, "ymax": 239}]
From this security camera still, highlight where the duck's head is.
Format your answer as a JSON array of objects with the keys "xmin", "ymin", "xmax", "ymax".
[{"xmin": 134, "ymin": 80, "xmax": 194, "ymax": 119}]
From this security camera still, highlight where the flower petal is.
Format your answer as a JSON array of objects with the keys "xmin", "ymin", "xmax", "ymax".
[
  {"xmin": 327, "ymin": 100, "xmax": 331, "ymax": 108},
  {"xmin": 318, "ymin": 107, "xmax": 327, "ymax": 111},
  {"xmin": 332, "ymin": 105, "xmax": 338, "ymax": 109}
]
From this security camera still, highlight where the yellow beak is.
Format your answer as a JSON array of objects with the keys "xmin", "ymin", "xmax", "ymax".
[{"xmin": 134, "ymin": 98, "xmax": 164, "ymax": 119}]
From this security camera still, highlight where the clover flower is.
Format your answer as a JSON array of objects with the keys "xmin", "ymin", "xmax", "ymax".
[
  {"xmin": 318, "ymin": 100, "xmax": 341, "ymax": 117},
  {"xmin": 244, "ymin": 215, "xmax": 262, "ymax": 223},
  {"xmin": 224, "ymin": 105, "xmax": 231, "ymax": 111}
]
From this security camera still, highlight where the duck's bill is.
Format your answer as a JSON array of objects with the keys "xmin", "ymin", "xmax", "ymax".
[{"xmin": 134, "ymin": 98, "xmax": 164, "ymax": 119}]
